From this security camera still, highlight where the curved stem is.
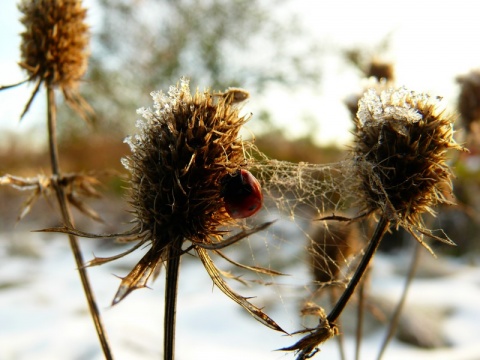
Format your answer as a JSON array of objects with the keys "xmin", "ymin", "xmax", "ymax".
[
  {"xmin": 47, "ymin": 84, "xmax": 113, "ymax": 359},
  {"xmin": 327, "ymin": 217, "xmax": 389, "ymax": 324}
]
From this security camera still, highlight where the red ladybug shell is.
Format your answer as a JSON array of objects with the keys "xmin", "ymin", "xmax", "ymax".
[{"xmin": 221, "ymin": 169, "xmax": 263, "ymax": 219}]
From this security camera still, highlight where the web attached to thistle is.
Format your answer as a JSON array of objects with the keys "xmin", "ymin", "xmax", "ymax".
[
  {"xmin": 213, "ymin": 144, "xmax": 369, "ymax": 332},
  {"xmin": 247, "ymin": 146, "xmax": 359, "ymax": 220}
]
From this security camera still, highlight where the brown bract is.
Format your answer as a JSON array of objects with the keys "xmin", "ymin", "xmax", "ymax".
[
  {"xmin": 16, "ymin": 0, "xmax": 91, "ymax": 119},
  {"xmin": 353, "ymin": 87, "xmax": 467, "ymax": 248}
]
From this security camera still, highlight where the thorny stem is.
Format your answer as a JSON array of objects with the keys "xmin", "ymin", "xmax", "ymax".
[
  {"xmin": 327, "ymin": 217, "xmax": 390, "ymax": 324},
  {"xmin": 376, "ymin": 241, "xmax": 422, "ymax": 360},
  {"xmin": 47, "ymin": 84, "xmax": 113, "ymax": 359},
  {"xmin": 164, "ymin": 240, "xmax": 182, "ymax": 360}
]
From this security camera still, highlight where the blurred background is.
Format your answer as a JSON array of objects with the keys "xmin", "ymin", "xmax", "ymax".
[{"xmin": 1, "ymin": 1, "xmax": 480, "ymax": 359}]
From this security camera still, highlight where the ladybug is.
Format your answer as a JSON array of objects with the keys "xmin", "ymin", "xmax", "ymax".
[{"xmin": 221, "ymin": 169, "xmax": 263, "ymax": 219}]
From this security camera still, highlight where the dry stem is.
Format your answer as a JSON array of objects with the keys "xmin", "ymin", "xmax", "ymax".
[
  {"xmin": 47, "ymin": 83, "xmax": 113, "ymax": 359},
  {"xmin": 164, "ymin": 240, "xmax": 182, "ymax": 360},
  {"xmin": 327, "ymin": 217, "xmax": 389, "ymax": 324}
]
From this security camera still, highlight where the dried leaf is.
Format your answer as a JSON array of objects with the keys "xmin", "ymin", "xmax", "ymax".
[
  {"xmin": 196, "ymin": 247, "xmax": 287, "ymax": 334},
  {"xmin": 279, "ymin": 315, "xmax": 338, "ymax": 360},
  {"xmin": 112, "ymin": 247, "xmax": 166, "ymax": 305},
  {"xmin": 35, "ymin": 225, "xmax": 139, "ymax": 239},
  {"xmin": 17, "ymin": 188, "xmax": 41, "ymax": 222},
  {"xmin": 1, "ymin": 172, "xmax": 107, "ymax": 222},
  {"xmin": 86, "ymin": 240, "xmax": 147, "ymax": 267},
  {"xmin": 67, "ymin": 193, "xmax": 104, "ymax": 223},
  {"xmin": 195, "ymin": 220, "xmax": 275, "ymax": 250},
  {"xmin": 215, "ymin": 250, "xmax": 287, "ymax": 277}
]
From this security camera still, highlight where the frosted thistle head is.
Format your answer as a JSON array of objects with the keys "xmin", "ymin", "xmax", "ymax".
[
  {"xmin": 353, "ymin": 87, "xmax": 466, "ymax": 244},
  {"xmin": 123, "ymin": 79, "xmax": 253, "ymax": 247},
  {"xmin": 110, "ymin": 79, "xmax": 282, "ymax": 332},
  {"xmin": 17, "ymin": 0, "xmax": 91, "ymax": 119}
]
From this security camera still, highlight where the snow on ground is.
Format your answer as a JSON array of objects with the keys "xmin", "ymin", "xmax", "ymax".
[{"xmin": 1, "ymin": 223, "xmax": 480, "ymax": 360}]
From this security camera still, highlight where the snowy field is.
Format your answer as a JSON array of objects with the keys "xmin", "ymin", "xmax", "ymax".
[{"xmin": 1, "ymin": 221, "xmax": 480, "ymax": 360}]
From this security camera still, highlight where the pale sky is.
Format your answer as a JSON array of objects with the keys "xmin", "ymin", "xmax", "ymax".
[{"xmin": 1, "ymin": 0, "xmax": 479, "ymax": 147}]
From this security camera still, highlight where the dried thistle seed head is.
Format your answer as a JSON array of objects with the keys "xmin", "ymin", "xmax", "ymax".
[
  {"xmin": 19, "ymin": 0, "xmax": 89, "ymax": 89},
  {"xmin": 18, "ymin": 0, "xmax": 91, "ymax": 118},
  {"xmin": 309, "ymin": 220, "xmax": 360, "ymax": 284},
  {"xmin": 456, "ymin": 70, "xmax": 480, "ymax": 133},
  {"xmin": 114, "ymin": 79, "xmax": 285, "ymax": 332},
  {"xmin": 353, "ymin": 87, "xmax": 465, "ymax": 230},
  {"xmin": 122, "ymin": 78, "xmax": 252, "ymax": 245},
  {"xmin": 366, "ymin": 59, "xmax": 395, "ymax": 82}
]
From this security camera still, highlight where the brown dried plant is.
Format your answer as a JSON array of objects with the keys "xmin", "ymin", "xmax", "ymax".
[
  {"xmin": 0, "ymin": 1, "xmax": 111, "ymax": 358},
  {"xmin": 344, "ymin": 51, "xmax": 395, "ymax": 121},
  {"xmin": 306, "ymin": 220, "xmax": 361, "ymax": 359},
  {"xmin": 353, "ymin": 88, "xmax": 465, "ymax": 244},
  {"xmin": 1, "ymin": 0, "xmax": 92, "ymax": 121},
  {"xmin": 284, "ymin": 87, "xmax": 466, "ymax": 359},
  {"xmin": 456, "ymin": 69, "xmax": 480, "ymax": 146},
  {"xmin": 308, "ymin": 220, "xmax": 360, "ymax": 286},
  {"xmin": 47, "ymin": 78, "xmax": 285, "ymax": 359},
  {"xmin": 0, "ymin": 173, "xmax": 104, "ymax": 223}
]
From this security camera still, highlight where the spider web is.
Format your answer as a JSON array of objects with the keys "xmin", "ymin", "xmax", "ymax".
[
  {"xmin": 215, "ymin": 145, "xmax": 370, "ymax": 333},
  {"xmin": 247, "ymin": 146, "xmax": 358, "ymax": 219}
]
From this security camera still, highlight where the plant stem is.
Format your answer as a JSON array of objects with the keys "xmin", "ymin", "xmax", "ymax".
[
  {"xmin": 327, "ymin": 217, "xmax": 389, "ymax": 324},
  {"xmin": 355, "ymin": 278, "xmax": 366, "ymax": 360},
  {"xmin": 376, "ymin": 241, "xmax": 421, "ymax": 360},
  {"xmin": 47, "ymin": 84, "xmax": 113, "ymax": 360},
  {"xmin": 164, "ymin": 241, "xmax": 182, "ymax": 360},
  {"xmin": 329, "ymin": 288, "xmax": 346, "ymax": 360}
]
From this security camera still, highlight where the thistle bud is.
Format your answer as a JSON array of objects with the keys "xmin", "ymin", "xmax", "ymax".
[{"xmin": 110, "ymin": 78, "xmax": 283, "ymax": 332}]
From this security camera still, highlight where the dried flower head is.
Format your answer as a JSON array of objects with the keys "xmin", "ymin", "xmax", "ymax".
[
  {"xmin": 15, "ymin": 0, "xmax": 91, "ymax": 119},
  {"xmin": 309, "ymin": 220, "xmax": 360, "ymax": 285},
  {"xmin": 79, "ymin": 78, "xmax": 282, "ymax": 332},
  {"xmin": 0, "ymin": 173, "xmax": 104, "ymax": 223},
  {"xmin": 353, "ymin": 87, "xmax": 466, "ymax": 246},
  {"xmin": 366, "ymin": 59, "xmax": 395, "ymax": 82},
  {"xmin": 456, "ymin": 70, "xmax": 480, "ymax": 145},
  {"xmin": 457, "ymin": 70, "xmax": 480, "ymax": 127},
  {"xmin": 122, "ymin": 81, "xmax": 249, "ymax": 249}
]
